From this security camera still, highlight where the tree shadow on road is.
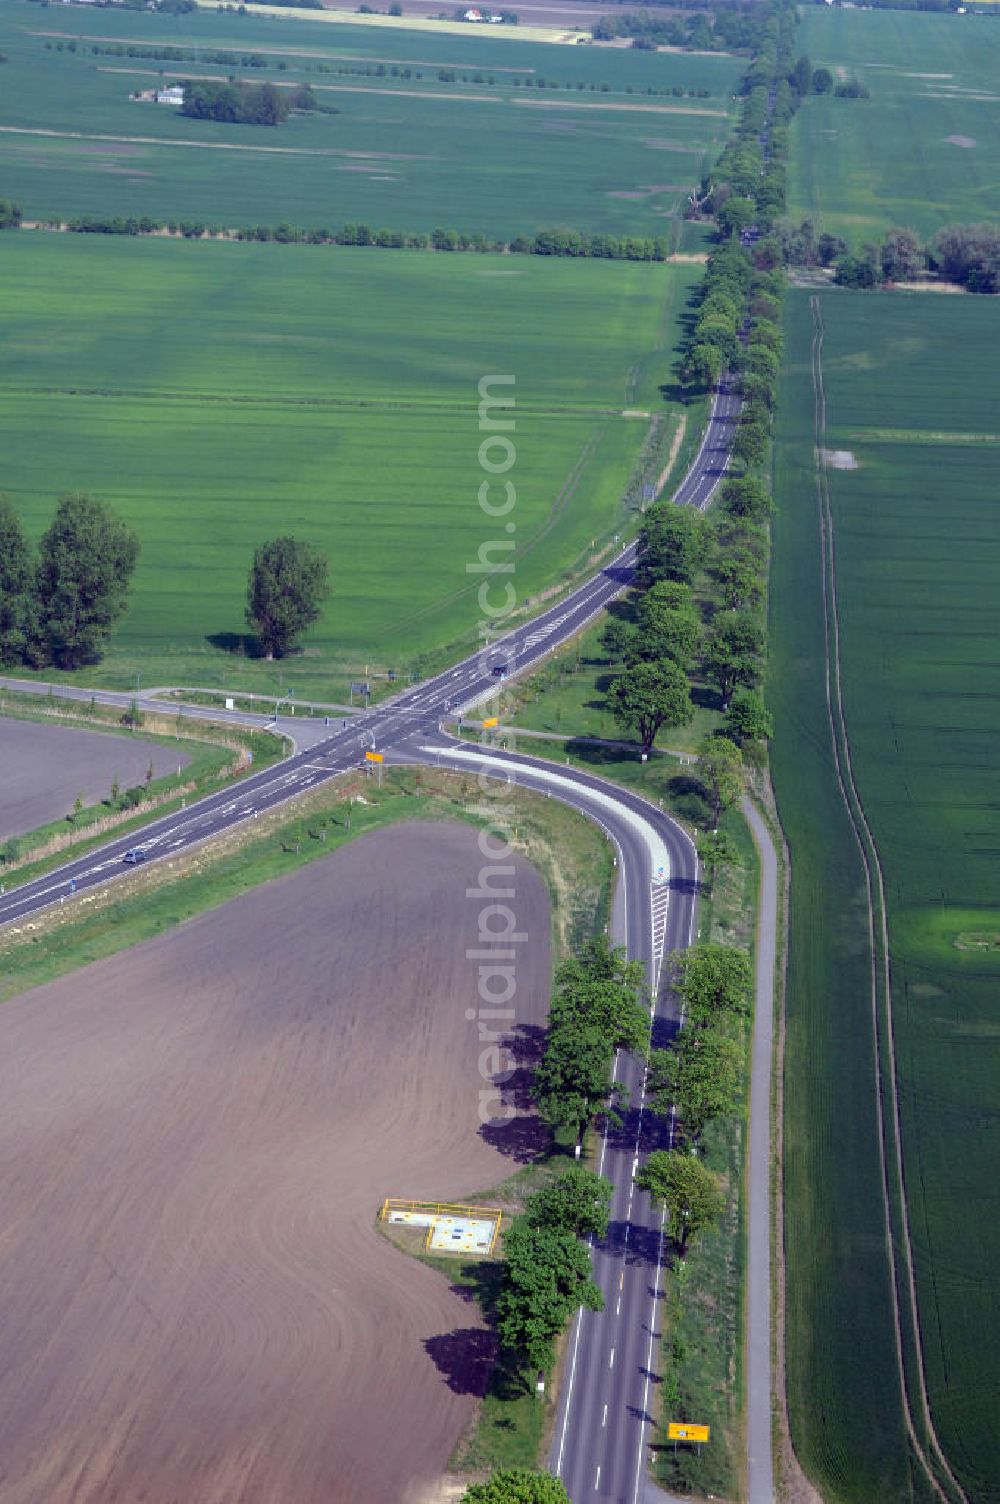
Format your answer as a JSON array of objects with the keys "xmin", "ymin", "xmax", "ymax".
[{"xmin": 596, "ymin": 1218, "xmax": 664, "ymax": 1268}]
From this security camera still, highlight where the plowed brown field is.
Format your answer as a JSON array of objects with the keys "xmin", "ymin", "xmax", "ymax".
[
  {"xmin": 0, "ymin": 821, "xmax": 550, "ymax": 1504},
  {"xmin": 0, "ymin": 717, "xmax": 191, "ymax": 841}
]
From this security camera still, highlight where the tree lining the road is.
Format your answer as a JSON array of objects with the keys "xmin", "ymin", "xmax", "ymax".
[
  {"xmin": 635, "ymin": 1149, "xmax": 725, "ymax": 1254},
  {"xmin": 645, "ymin": 942, "xmax": 753, "ymax": 1155},
  {"xmin": 533, "ymin": 938, "xmax": 648, "ymax": 1142},
  {"xmin": 494, "ymin": 1168, "xmax": 613, "ymax": 1387}
]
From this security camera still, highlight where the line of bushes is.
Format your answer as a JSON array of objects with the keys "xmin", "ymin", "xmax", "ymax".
[
  {"xmin": 55, "ymin": 214, "xmax": 673, "ymax": 259},
  {"xmin": 84, "ymin": 41, "xmax": 273, "ymax": 67}
]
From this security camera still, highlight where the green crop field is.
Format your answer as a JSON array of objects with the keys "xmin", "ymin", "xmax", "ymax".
[
  {"xmin": 0, "ymin": 232, "xmax": 700, "ymax": 696},
  {"xmin": 771, "ymin": 288, "xmax": 1000, "ymax": 1503},
  {"xmin": 0, "ymin": 0, "xmax": 741, "ymax": 232},
  {"xmin": 789, "ymin": 8, "xmax": 1000, "ymax": 241}
]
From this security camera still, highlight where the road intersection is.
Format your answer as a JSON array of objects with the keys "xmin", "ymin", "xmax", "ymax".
[{"xmin": 0, "ymin": 373, "xmax": 775, "ymax": 1503}]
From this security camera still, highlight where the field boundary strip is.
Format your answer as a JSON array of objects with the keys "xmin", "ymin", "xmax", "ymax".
[{"xmin": 808, "ymin": 293, "xmax": 968, "ymax": 1504}]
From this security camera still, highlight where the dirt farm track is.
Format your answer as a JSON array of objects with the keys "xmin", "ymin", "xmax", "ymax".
[{"xmin": 0, "ymin": 821, "xmax": 551, "ymax": 1504}]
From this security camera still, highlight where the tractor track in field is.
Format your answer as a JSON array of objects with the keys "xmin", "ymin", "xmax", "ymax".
[
  {"xmin": 809, "ymin": 294, "xmax": 969, "ymax": 1504},
  {"xmin": 0, "ymin": 383, "xmax": 627, "ymax": 418},
  {"xmin": 384, "ymin": 423, "xmax": 610, "ymax": 636}
]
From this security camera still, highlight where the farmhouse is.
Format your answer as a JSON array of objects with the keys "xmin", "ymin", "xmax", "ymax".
[{"xmin": 155, "ymin": 85, "xmax": 184, "ymax": 105}]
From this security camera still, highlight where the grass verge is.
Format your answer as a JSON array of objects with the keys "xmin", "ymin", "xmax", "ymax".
[
  {"xmin": 0, "ymin": 764, "xmax": 613, "ymax": 1004},
  {"xmin": 0, "ymin": 690, "xmax": 287, "ymax": 886},
  {"xmin": 652, "ymin": 805, "xmax": 757, "ymax": 1502}
]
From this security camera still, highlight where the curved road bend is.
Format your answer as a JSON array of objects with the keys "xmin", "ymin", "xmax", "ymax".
[
  {"xmin": 0, "ymin": 376, "xmax": 771, "ymax": 1504},
  {"xmin": 0, "ymin": 373, "xmax": 738, "ymax": 930},
  {"xmin": 405, "ymin": 741, "xmax": 698, "ymax": 1504}
]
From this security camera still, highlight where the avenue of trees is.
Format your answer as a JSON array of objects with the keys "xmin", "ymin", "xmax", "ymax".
[
  {"xmin": 600, "ymin": 15, "xmax": 789, "ymax": 779},
  {"xmin": 245, "ymin": 537, "xmax": 330, "ymax": 659},
  {"xmin": 617, "ymin": 0, "xmax": 798, "ymax": 1276},
  {"xmin": 0, "ymin": 494, "xmax": 139, "ymax": 669}
]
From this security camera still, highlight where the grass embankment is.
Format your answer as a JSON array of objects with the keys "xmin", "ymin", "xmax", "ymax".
[
  {"xmin": 771, "ymin": 289, "xmax": 1000, "ymax": 1502},
  {"xmin": 497, "ymin": 612, "xmax": 720, "ymax": 759},
  {"xmin": 0, "ymin": 3, "xmax": 741, "ymax": 231},
  {"xmin": 790, "ymin": 8, "xmax": 1000, "ymax": 240},
  {"xmin": 0, "ymin": 763, "xmax": 612, "ymax": 1003},
  {"xmin": 652, "ymin": 807, "xmax": 757, "ymax": 1500},
  {"xmin": 0, "ymin": 689, "xmax": 286, "ymax": 883},
  {"xmin": 0, "ymin": 235, "xmax": 700, "ymax": 697}
]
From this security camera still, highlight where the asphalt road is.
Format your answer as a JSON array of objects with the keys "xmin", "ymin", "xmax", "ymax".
[
  {"xmin": 0, "ymin": 372, "xmax": 738, "ymax": 932},
  {"xmin": 401, "ymin": 742, "xmax": 698, "ymax": 1504},
  {"xmin": 0, "ymin": 375, "xmax": 766, "ymax": 1504}
]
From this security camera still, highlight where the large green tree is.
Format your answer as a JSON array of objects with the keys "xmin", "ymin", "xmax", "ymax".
[
  {"xmin": 715, "ymin": 550, "xmax": 762, "ymax": 611},
  {"xmin": 726, "ymin": 689, "xmax": 773, "ymax": 747},
  {"xmin": 495, "ymin": 1218, "xmax": 603, "ymax": 1373},
  {"xmin": 0, "ymin": 496, "xmax": 34, "ymax": 667},
  {"xmin": 533, "ymin": 1025, "xmax": 621, "ymax": 1141},
  {"xmin": 610, "ymin": 658, "xmax": 693, "ymax": 754},
  {"xmin": 36, "ymin": 494, "xmax": 140, "ymax": 669},
  {"xmin": 732, "ymin": 417, "xmax": 769, "ymax": 470},
  {"xmin": 720, "ymin": 475, "xmax": 773, "ymax": 523},
  {"xmin": 672, "ymin": 943, "xmax": 753, "ymax": 1026},
  {"xmin": 637, "ymin": 505, "xmax": 708, "ymax": 587},
  {"xmin": 461, "ymin": 1471, "xmax": 570, "ymax": 1504},
  {"xmin": 635, "ymin": 1149, "xmax": 724, "ymax": 1253},
  {"xmin": 648, "ymin": 1024, "xmax": 742, "ymax": 1137},
  {"xmin": 704, "ymin": 612, "xmax": 765, "ymax": 707},
  {"xmin": 697, "ymin": 734, "xmax": 745, "ymax": 826},
  {"xmin": 549, "ymin": 941, "xmax": 648, "ymax": 1045},
  {"xmin": 246, "ymin": 536, "xmax": 330, "ymax": 658},
  {"xmin": 629, "ymin": 584, "xmax": 701, "ymax": 667},
  {"xmin": 526, "ymin": 1168, "xmax": 613, "ymax": 1241},
  {"xmin": 535, "ymin": 941, "xmax": 649, "ymax": 1139}
]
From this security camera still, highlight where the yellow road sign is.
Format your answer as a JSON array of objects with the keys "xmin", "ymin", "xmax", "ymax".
[
  {"xmin": 482, "ymin": 716, "xmax": 499, "ymax": 728},
  {"xmin": 365, "ymin": 750, "xmax": 384, "ymax": 763},
  {"xmin": 667, "ymin": 1423, "xmax": 710, "ymax": 1443}
]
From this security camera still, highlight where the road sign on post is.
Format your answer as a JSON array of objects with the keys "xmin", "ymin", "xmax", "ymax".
[
  {"xmin": 482, "ymin": 716, "xmax": 499, "ymax": 729},
  {"xmin": 365, "ymin": 751, "xmax": 383, "ymax": 763},
  {"xmin": 667, "ymin": 1423, "xmax": 710, "ymax": 1444}
]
